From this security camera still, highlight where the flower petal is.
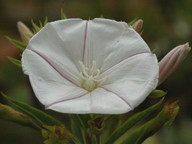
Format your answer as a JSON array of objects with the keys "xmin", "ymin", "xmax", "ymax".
[
  {"xmin": 84, "ymin": 18, "xmax": 151, "ymax": 72},
  {"xmin": 22, "ymin": 49, "xmax": 87, "ymax": 107},
  {"xmin": 47, "ymin": 88, "xmax": 131, "ymax": 114},
  {"xmin": 26, "ymin": 18, "xmax": 87, "ymax": 74},
  {"xmin": 100, "ymin": 53, "xmax": 159, "ymax": 108}
]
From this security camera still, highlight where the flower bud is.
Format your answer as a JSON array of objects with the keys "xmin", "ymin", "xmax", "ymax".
[
  {"xmin": 88, "ymin": 116, "xmax": 105, "ymax": 133},
  {"xmin": 0, "ymin": 103, "xmax": 40, "ymax": 130},
  {"xmin": 17, "ymin": 21, "xmax": 33, "ymax": 43},
  {"xmin": 158, "ymin": 43, "xmax": 191, "ymax": 85},
  {"xmin": 132, "ymin": 19, "xmax": 143, "ymax": 34}
]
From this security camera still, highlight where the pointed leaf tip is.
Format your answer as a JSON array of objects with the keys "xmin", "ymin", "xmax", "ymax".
[
  {"xmin": 61, "ymin": 8, "xmax": 67, "ymax": 19},
  {"xmin": 148, "ymin": 89, "xmax": 167, "ymax": 99},
  {"xmin": 6, "ymin": 36, "xmax": 27, "ymax": 51},
  {"xmin": 1, "ymin": 92, "xmax": 62, "ymax": 126},
  {"xmin": 8, "ymin": 57, "xmax": 21, "ymax": 67}
]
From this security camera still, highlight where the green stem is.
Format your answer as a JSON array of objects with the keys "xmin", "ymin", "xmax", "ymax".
[
  {"xmin": 96, "ymin": 134, "xmax": 101, "ymax": 144},
  {"xmin": 84, "ymin": 130, "xmax": 92, "ymax": 144}
]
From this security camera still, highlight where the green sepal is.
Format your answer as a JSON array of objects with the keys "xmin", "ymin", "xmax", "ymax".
[
  {"xmin": 31, "ymin": 17, "xmax": 48, "ymax": 34},
  {"xmin": 121, "ymin": 101, "xmax": 179, "ymax": 144},
  {"xmin": 8, "ymin": 57, "xmax": 21, "ymax": 67},
  {"xmin": 152, "ymin": 47, "xmax": 158, "ymax": 54},
  {"xmin": 44, "ymin": 16, "xmax": 48, "ymax": 26},
  {"xmin": 31, "ymin": 19, "xmax": 41, "ymax": 33},
  {"xmin": 128, "ymin": 18, "xmax": 138, "ymax": 26},
  {"xmin": 61, "ymin": 8, "xmax": 67, "ymax": 19},
  {"xmin": 148, "ymin": 89, "xmax": 167, "ymax": 99},
  {"xmin": 103, "ymin": 98, "xmax": 164, "ymax": 144},
  {"xmin": 1, "ymin": 92, "xmax": 62, "ymax": 126},
  {"xmin": 6, "ymin": 36, "xmax": 27, "ymax": 51},
  {"xmin": 39, "ymin": 21, "xmax": 43, "ymax": 28},
  {"xmin": 25, "ymin": 33, "xmax": 33, "ymax": 39}
]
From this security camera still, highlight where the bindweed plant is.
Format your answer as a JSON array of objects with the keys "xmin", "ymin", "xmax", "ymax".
[{"xmin": 0, "ymin": 10, "xmax": 190, "ymax": 144}]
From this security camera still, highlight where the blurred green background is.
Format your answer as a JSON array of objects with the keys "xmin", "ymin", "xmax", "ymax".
[{"xmin": 0, "ymin": 0, "xmax": 192, "ymax": 143}]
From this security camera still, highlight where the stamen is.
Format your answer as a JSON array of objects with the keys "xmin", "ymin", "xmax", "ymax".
[{"xmin": 79, "ymin": 61, "xmax": 106, "ymax": 91}]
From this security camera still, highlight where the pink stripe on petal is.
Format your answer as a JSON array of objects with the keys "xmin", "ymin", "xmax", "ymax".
[
  {"xmin": 100, "ymin": 52, "xmax": 150, "ymax": 78},
  {"xmin": 82, "ymin": 21, "xmax": 89, "ymax": 64},
  {"xmin": 45, "ymin": 92, "xmax": 89, "ymax": 108},
  {"xmin": 100, "ymin": 86, "xmax": 132, "ymax": 109},
  {"xmin": 28, "ymin": 49, "xmax": 79, "ymax": 87}
]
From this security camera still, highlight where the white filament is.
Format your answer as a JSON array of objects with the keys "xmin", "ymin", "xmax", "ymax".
[{"xmin": 79, "ymin": 61, "xmax": 105, "ymax": 91}]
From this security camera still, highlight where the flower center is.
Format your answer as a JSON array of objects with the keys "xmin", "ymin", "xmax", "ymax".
[{"xmin": 79, "ymin": 61, "xmax": 104, "ymax": 92}]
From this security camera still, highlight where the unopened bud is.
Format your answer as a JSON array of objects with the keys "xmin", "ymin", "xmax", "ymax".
[
  {"xmin": 88, "ymin": 116, "xmax": 105, "ymax": 133},
  {"xmin": 17, "ymin": 21, "xmax": 33, "ymax": 43},
  {"xmin": 158, "ymin": 43, "xmax": 191, "ymax": 85},
  {"xmin": 132, "ymin": 19, "xmax": 143, "ymax": 34}
]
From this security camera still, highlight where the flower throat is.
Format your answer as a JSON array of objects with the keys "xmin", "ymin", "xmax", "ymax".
[{"xmin": 79, "ymin": 61, "xmax": 104, "ymax": 92}]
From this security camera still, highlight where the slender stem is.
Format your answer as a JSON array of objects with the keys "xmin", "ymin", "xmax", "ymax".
[
  {"xmin": 96, "ymin": 134, "xmax": 101, "ymax": 144},
  {"xmin": 84, "ymin": 130, "xmax": 92, "ymax": 144}
]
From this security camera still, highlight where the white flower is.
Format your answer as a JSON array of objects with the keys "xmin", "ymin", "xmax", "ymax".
[{"xmin": 22, "ymin": 18, "xmax": 159, "ymax": 114}]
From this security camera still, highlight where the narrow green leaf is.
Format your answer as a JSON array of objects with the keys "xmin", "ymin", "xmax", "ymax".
[
  {"xmin": 78, "ymin": 114, "xmax": 92, "ymax": 129},
  {"xmin": 148, "ymin": 89, "xmax": 167, "ymax": 99},
  {"xmin": 61, "ymin": 8, "xmax": 67, "ymax": 19},
  {"xmin": 103, "ymin": 98, "xmax": 164, "ymax": 144},
  {"xmin": 8, "ymin": 57, "xmax": 21, "ymax": 67},
  {"xmin": 70, "ymin": 114, "xmax": 84, "ymax": 144},
  {"xmin": 25, "ymin": 33, "xmax": 33, "ymax": 38},
  {"xmin": 1, "ymin": 92, "xmax": 62, "ymax": 126},
  {"xmin": 44, "ymin": 16, "xmax": 48, "ymax": 26},
  {"xmin": 6, "ymin": 36, "xmax": 27, "ymax": 51},
  {"xmin": 121, "ymin": 102, "xmax": 179, "ymax": 144},
  {"xmin": 103, "ymin": 115, "xmax": 122, "ymax": 139},
  {"xmin": 152, "ymin": 47, "xmax": 158, "ymax": 54},
  {"xmin": 39, "ymin": 21, "xmax": 43, "ymax": 28},
  {"xmin": 31, "ymin": 19, "xmax": 41, "ymax": 33},
  {"xmin": 0, "ymin": 103, "xmax": 41, "ymax": 131},
  {"xmin": 128, "ymin": 18, "xmax": 138, "ymax": 26}
]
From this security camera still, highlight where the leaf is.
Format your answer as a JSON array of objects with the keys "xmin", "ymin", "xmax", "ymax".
[
  {"xmin": 128, "ymin": 18, "xmax": 138, "ymax": 26},
  {"xmin": 152, "ymin": 47, "xmax": 158, "ymax": 54},
  {"xmin": 6, "ymin": 36, "xmax": 27, "ymax": 51},
  {"xmin": 104, "ymin": 115, "xmax": 121, "ymax": 136},
  {"xmin": 1, "ymin": 92, "xmax": 62, "ymax": 126},
  {"xmin": 148, "ymin": 89, "xmax": 167, "ymax": 99},
  {"xmin": 61, "ymin": 8, "xmax": 67, "ymax": 19},
  {"xmin": 39, "ymin": 21, "xmax": 43, "ymax": 28},
  {"xmin": 70, "ymin": 114, "xmax": 84, "ymax": 144},
  {"xmin": 121, "ymin": 102, "xmax": 179, "ymax": 144},
  {"xmin": 8, "ymin": 57, "xmax": 21, "ymax": 67},
  {"xmin": 78, "ymin": 114, "xmax": 92, "ymax": 129},
  {"xmin": 31, "ymin": 19, "xmax": 41, "ymax": 33},
  {"xmin": 0, "ymin": 103, "xmax": 40, "ymax": 131},
  {"xmin": 44, "ymin": 16, "xmax": 48, "ymax": 26},
  {"xmin": 25, "ymin": 33, "xmax": 33, "ymax": 39},
  {"xmin": 103, "ymin": 98, "xmax": 164, "ymax": 144}
]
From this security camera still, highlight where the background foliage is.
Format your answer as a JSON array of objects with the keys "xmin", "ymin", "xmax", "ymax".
[{"xmin": 0, "ymin": 0, "xmax": 192, "ymax": 143}]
